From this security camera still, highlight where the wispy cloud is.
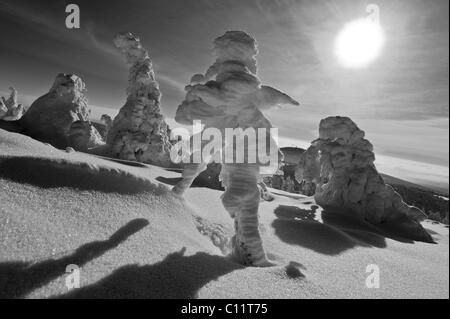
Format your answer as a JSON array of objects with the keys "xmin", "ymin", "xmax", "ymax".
[
  {"xmin": 0, "ymin": 1, "xmax": 190, "ymax": 100},
  {"xmin": 0, "ymin": 1, "xmax": 120, "ymax": 62},
  {"xmin": 156, "ymin": 74, "xmax": 186, "ymax": 94}
]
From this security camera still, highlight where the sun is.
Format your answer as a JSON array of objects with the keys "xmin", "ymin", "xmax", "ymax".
[{"xmin": 335, "ymin": 18, "xmax": 385, "ymax": 68}]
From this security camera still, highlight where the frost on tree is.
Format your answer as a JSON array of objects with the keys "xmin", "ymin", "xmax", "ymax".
[
  {"xmin": 69, "ymin": 120, "xmax": 105, "ymax": 152},
  {"xmin": 295, "ymin": 146, "xmax": 319, "ymax": 196},
  {"xmin": 107, "ymin": 32, "xmax": 172, "ymax": 166},
  {"xmin": 173, "ymin": 31, "xmax": 299, "ymax": 266},
  {"xmin": 296, "ymin": 116, "xmax": 431, "ymax": 236},
  {"xmin": 0, "ymin": 87, "xmax": 24, "ymax": 121},
  {"xmin": 21, "ymin": 73, "xmax": 103, "ymax": 149}
]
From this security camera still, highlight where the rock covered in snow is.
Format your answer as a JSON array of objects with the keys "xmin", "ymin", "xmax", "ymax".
[
  {"xmin": 20, "ymin": 73, "xmax": 101, "ymax": 149},
  {"xmin": 257, "ymin": 147, "xmax": 307, "ymax": 195},
  {"xmin": 173, "ymin": 31, "xmax": 299, "ymax": 266},
  {"xmin": 0, "ymin": 87, "xmax": 24, "ymax": 121},
  {"xmin": 296, "ymin": 116, "xmax": 428, "ymax": 225},
  {"xmin": 101, "ymin": 114, "xmax": 112, "ymax": 135},
  {"xmin": 258, "ymin": 181, "xmax": 275, "ymax": 202},
  {"xmin": 106, "ymin": 32, "xmax": 172, "ymax": 166},
  {"xmin": 0, "ymin": 101, "xmax": 6, "ymax": 118},
  {"xmin": 69, "ymin": 120, "xmax": 105, "ymax": 152},
  {"xmin": 295, "ymin": 145, "xmax": 320, "ymax": 196}
]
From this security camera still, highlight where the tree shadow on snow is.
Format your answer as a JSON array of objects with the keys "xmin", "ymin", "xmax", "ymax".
[
  {"xmin": 57, "ymin": 247, "xmax": 243, "ymax": 299},
  {"xmin": 0, "ymin": 219, "xmax": 149, "ymax": 299},
  {"xmin": 272, "ymin": 205, "xmax": 371, "ymax": 255},
  {"xmin": 156, "ymin": 176, "xmax": 183, "ymax": 186},
  {"xmin": 272, "ymin": 204, "xmax": 433, "ymax": 256},
  {"xmin": 0, "ymin": 156, "xmax": 168, "ymax": 194},
  {"xmin": 98, "ymin": 156, "xmax": 149, "ymax": 168},
  {"xmin": 155, "ymin": 176, "xmax": 216, "ymax": 189}
]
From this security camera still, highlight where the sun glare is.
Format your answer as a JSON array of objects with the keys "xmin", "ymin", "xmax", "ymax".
[{"xmin": 335, "ymin": 18, "xmax": 385, "ymax": 68}]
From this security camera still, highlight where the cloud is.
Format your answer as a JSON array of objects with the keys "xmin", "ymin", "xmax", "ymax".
[
  {"xmin": 375, "ymin": 154, "xmax": 449, "ymax": 191},
  {"xmin": 84, "ymin": 22, "xmax": 123, "ymax": 61}
]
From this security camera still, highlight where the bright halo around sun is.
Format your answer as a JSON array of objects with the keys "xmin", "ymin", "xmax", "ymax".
[{"xmin": 335, "ymin": 18, "xmax": 385, "ymax": 68}]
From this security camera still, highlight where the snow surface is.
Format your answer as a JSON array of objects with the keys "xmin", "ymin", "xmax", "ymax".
[
  {"xmin": 434, "ymin": 195, "xmax": 449, "ymax": 202},
  {"xmin": 0, "ymin": 129, "xmax": 448, "ymax": 298}
]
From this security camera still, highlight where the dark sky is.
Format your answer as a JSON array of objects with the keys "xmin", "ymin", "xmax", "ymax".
[{"xmin": 0, "ymin": 0, "xmax": 448, "ymax": 188}]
